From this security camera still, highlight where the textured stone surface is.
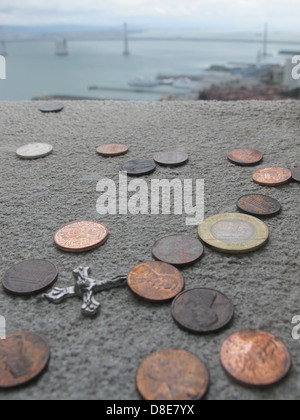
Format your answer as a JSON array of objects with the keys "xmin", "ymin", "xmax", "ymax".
[{"xmin": 0, "ymin": 100, "xmax": 299, "ymax": 400}]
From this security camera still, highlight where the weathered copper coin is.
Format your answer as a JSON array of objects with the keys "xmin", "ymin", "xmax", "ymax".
[
  {"xmin": 152, "ymin": 235, "xmax": 204, "ymax": 267},
  {"xmin": 54, "ymin": 221, "xmax": 109, "ymax": 252},
  {"xmin": 198, "ymin": 213, "xmax": 269, "ymax": 254},
  {"xmin": 128, "ymin": 261, "xmax": 184, "ymax": 302},
  {"xmin": 220, "ymin": 330, "xmax": 291, "ymax": 387},
  {"xmin": 237, "ymin": 194, "xmax": 281, "ymax": 217},
  {"xmin": 96, "ymin": 143, "xmax": 129, "ymax": 157},
  {"xmin": 292, "ymin": 167, "xmax": 300, "ymax": 182},
  {"xmin": 121, "ymin": 159, "xmax": 156, "ymax": 176},
  {"xmin": 2, "ymin": 259, "xmax": 58, "ymax": 295},
  {"xmin": 172, "ymin": 288, "xmax": 234, "ymax": 333},
  {"xmin": 137, "ymin": 349, "xmax": 209, "ymax": 400},
  {"xmin": 154, "ymin": 151, "xmax": 189, "ymax": 167},
  {"xmin": 228, "ymin": 148, "xmax": 263, "ymax": 166},
  {"xmin": 16, "ymin": 143, "xmax": 53, "ymax": 160},
  {"xmin": 253, "ymin": 167, "xmax": 292, "ymax": 186},
  {"xmin": 0, "ymin": 332, "xmax": 50, "ymax": 388},
  {"xmin": 39, "ymin": 102, "xmax": 64, "ymax": 113}
]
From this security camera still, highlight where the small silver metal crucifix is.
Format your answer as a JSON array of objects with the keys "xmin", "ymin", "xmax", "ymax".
[{"xmin": 43, "ymin": 266, "xmax": 127, "ymax": 316}]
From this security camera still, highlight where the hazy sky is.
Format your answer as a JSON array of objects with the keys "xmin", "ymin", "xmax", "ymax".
[{"xmin": 1, "ymin": 0, "xmax": 300, "ymax": 30}]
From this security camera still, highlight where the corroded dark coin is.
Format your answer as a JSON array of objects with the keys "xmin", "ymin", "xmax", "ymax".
[
  {"xmin": 154, "ymin": 151, "xmax": 189, "ymax": 167},
  {"xmin": 2, "ymin": 259, "xmax": 58, "ymax": 295},
  {"xmin": 54, "ymin": 221, "xmax": 109, "ymax": 252},
  {"xmin": 152, "ymin": 235, "xmax": 204, "ymax": 267},
  {"xmin": 121, "ymin": 159, "xmax": 156, "ymax": 176},
  {"xmin": 39, "ymin": 102, "xmax": 64, "ymax": 113},
  {"xmin": 253, "ymin": 167, "xmax": 292, "ymax": 186},
  {"xmin": 237, "ymin": 194, "xmax": 281, "ymax": 217},
  {"xmin": 220, "ymin": 330, "xmax": 291, "ymax": 387},
  {"xmin": 228, "ymin": 148, "xmax": 263, "ymax": 166},
  {"xmin": 127, "ymin": 261, "xmax": 184, "ymax": 302},
  {"xmin": 0, "ymin": 332, "xmax": 50, "ymax": 388},
  {"xmin": 137, "ymin": 349, "xmax": 209, "ymax": 400},
  {"xmin": 96, "ymin": 143, "xmax": 129, "ymax": 157},
  {"xmin": 172, "ymin": 288, "xmax": 234, "ymax": 333},
  {"xmin": 292, "ymin": 167, "xmax": 300, "ymax": 182}
]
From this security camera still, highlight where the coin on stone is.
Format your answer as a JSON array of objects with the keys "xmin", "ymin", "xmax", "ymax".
[
  {"xmin": 253, "ymin": 167, "xmax": 292, "ymax": 186},
  {"xmin": 0, "ymin": 332, "xmax": 50, "ymax": 388},
  {"xmin": 54, "ymin": 221, "xmax": 109, "ymax": 252},
  {"xmin": 237, "ymin": 194, "xmax": 281, "ymax": 217},
  {"xmin": 152, "ymin": 235, "xmax": 204, "ymax": 267},
  {"xmin": 172, "ymin": 288, "xmax": 234, "ymax": 333},
  {"xmin": 127, "ymin": 261, "xmax": 184, "ymax": 302},
  {"xmin": 2, "ymin": 259, "xmax": 58, "ymax": 295},
  {"xmin": 137, "ymin": 349, "xmax": 209, "ymax": 400},
  {"xmin": 220, "ymin": 330, "xmax": 291, "ymax": 387},
  {"xmin": 153, "ymin": 151, "xmax": 189, "ymax": 167},
  {"xmin": 198, "ymin": 213, "xmax": 269, "ymax": 254},
  {"xmin": 96, "ymin": 143, "xmax": 129, "ymax": 157},
  {"xmin": 227, "ymin": 148, "xmax": 263, "ymax": 166},
  {"xmin": 39, "ymin": 102, "xmax": 64, "ymax": 113},
  {"xmin": 16, "ymin": 143, "xmax": 53, "ymax": 160},
  {"xmin": 121, "ymin": 159, "xmax": 156, "ymax": 176},
  {"xmin": 292, "ymin": 167, "xmax": 300, "ymax": 182}
]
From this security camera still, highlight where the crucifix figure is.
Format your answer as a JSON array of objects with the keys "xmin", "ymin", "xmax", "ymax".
[{"xmin": 43, "ymin": 266, "xmax": 127, "ymax": 316}]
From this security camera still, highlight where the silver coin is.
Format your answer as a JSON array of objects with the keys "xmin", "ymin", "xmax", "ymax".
[{"xmin": 16, "ymin": 143, "xmax": 53, "ymax": 160}]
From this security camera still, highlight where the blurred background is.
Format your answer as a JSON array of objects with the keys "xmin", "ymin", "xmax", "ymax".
[{"xmin": 0, "ymin": 0, "xmax": 299, "ymax": 101}]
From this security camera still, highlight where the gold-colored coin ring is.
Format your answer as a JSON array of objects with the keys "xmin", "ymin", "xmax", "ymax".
[{"xmin": 198, "ymin": 213, "xmax": 269, "ymax": 254}]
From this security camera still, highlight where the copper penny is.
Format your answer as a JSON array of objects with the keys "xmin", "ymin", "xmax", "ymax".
[
  {"xmin": 253, "ymin": 167, "xmax": 292, "ymax": 186},
  {"xmin": 152, "ymin": 235, "xmax": 204, "ymax": 267},
  {"xmin": 96, "ymin": 143, "xmax": 129, "ymax": 157},
  {"xmin": 228, "ymin": 148, "xmax": 263, "ymax": 166},
  {"xmin": 292, "ymin": 167, "xmax": 300, "ymax": 182},
  {"xmin": 121, "ymin": 160, "xmax": 156, "ymax": 176},
  {"xmin": 39, "ymin": 102, "xmax": 64, "ymax": 113},
  {"xmin": 2, "ymin": 259, "xmax": 58, "ymax": 295},
  {"xmin": 154, "ymin": 151, "xmax": 189, "ymax": 167},
  {"xmin": 0, "ymin": 332, "xmax": 50, "ymax": 388},
  {"xmin": 137, "ymin": 349, "xmax": 209, "ymax": 400},
  {"xmin": 127, "ymin": 261, "xmax": 184, "ymax": 302},
  {"xmin": 54, "ymin": 221, "xmax": 109, "ymax": 252},
  {"xmin": 220, "ymin": 330, "xmax": 291, "ymax": 387},
  {"xmin": 172, "ymin": 288, "xmax": 234, "ymax": 333},
  {"xmin": 237, "ymin": 194, "xmax": 281, "ymax": 217}
]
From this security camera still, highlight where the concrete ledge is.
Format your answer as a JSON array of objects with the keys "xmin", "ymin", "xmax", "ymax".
[{"xmin": 0, "ymin": 100, "xmax": 299, "ymax": 400}]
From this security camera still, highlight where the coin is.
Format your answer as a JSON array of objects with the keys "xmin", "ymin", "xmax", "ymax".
[
  {"xmin": 220, "ymin": 330, "xmax": 291, "ymax": 387},
  {"xmin": 292, "ymin": 167, "xmax": 300, "ymax": 182},
  {"xmin": 153, "ymin": 151, "xmax": 189, "ymax": 167},
  {"xmin": 152, "ymin": 235, "xmax": 204, "ymax": 267},
  {"xmin": 127, "ymin": 261, "xmax": 184, "ymax": 302},
  {"xmin": 136, "ymin": 349, "xmax": 209, "ymax": 400},
  {"xmin": 198, "ymin": 213, "xmax": 269, "ymax": 254},
  {"xmin": 121, "ymin": 159, "xmax": 156, "ymax": 176},
  {"xmin": 0, "ymin": 332, "xmax": 50, "ymax": 388},
  {"xmin": 228, "ymin": 148, "xmax": 263, "ymax": 166},
  {"xmin": 253, "ymin": 167, "xmax": 292, "ymax": 186},
  {"xmin": 237, "ymin": 194, "xmax": 281, "ymax": 217},
  {"xmin": 54, "ymin": 221, "xmax": 109, "ymax": 252},
  {"xmin": 16, "ymin": 143, "xmax": 53, "ymax": 160},
  {"xmin": 39, "ymin": 102, "xmax": 64, "ymax": 113},
  {"xmin": 96, "ymin": 143, "xmax": 129, "ymax": 157},
  {"xmin": 172, "ymin": 288, "xmax": 234, "ymax": 333},
  {"xmin": 2, "ymin": 259, "xmax": 58, "ymax": 295}
]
